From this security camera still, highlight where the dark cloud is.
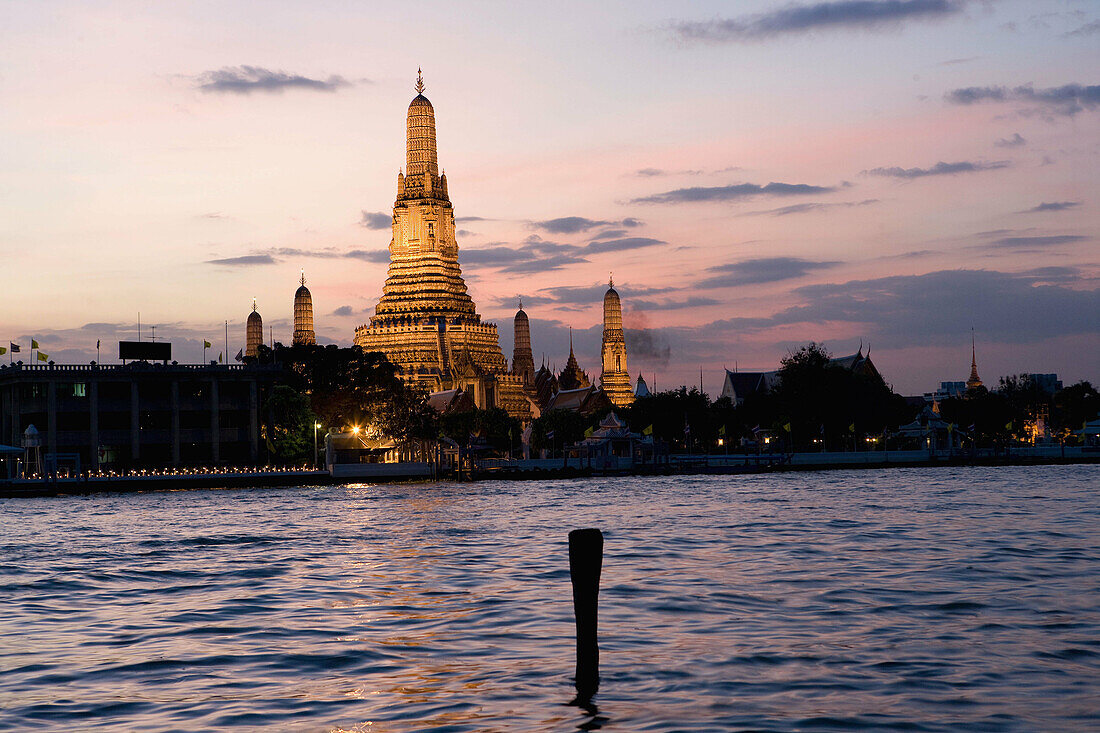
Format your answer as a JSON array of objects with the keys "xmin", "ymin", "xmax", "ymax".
[
  {"xmin": 1024, "ymin": 201, "xmax": 1081, "ymax": 213},
  {"xmin": 456, "ymin": 216, "xmax": 491, "ymax": 223},
  {"xmin": 360, "ymin": 211, "xmax": 391, "ymax": 229},
  {"xmin": 531, "ymin": 216, "xmax": 643, "ymax": 234},
  {"xmin": 532, "ymin": 217, "xmax": 611, "ymax": 234},
  {"xmin": 994, "ymin": 132, "xmax": 1027, "ymax": 148},
  {"xmin": 1065, "ymin": 20, "xmax": 1100, "ymax": 37},
  {"xmin": 345, "ymin": 249, "xmax": 390, "ymax": 263},
  {"xmin": 590, "ymin": 229, "xmax": 628, "ymax": 240},
  {"xmin": 331, "ymin": 306, "xmax": 354, "ymax": 317},
  {"xmin": 864, "ymin": 160, "xmax": 1009, "ymax": 178},
  {"xmin": 196, "ymin": 66, "xmax": 352, "ymax": 94},
  {"xmin": 633, "ymin": 168, "xmax": 703, "ymax": 177},
  {"xmin": 532, "ymin": 282, "xmax": 673, "ymax": 307},
  {"xmin": 988, "ymin": 235, "xmax": 1087, "ymax": 248},
  {"xmin": 634, "ymin": 181, "xmax": 834, "ymax": 204},
  {"xmin": 631, "ymin": 297, "xmax": 722, "ymax": 310},
  {"xmin": 621, "ymin": 217, "xmax": 644, "ymax": 227},
  {"xmin": 205, "ymin": 254, "xmax": 277, "ymax": 266},
  {"xmin": 700, "ymin": 257, "xmax": 841, "ymax": 288},
  {"xmin": 460, "ymin": 237, "xmax": 589, "ymax": 274},
  {"xmin": 742, "ymin": 199, "xmax": 879, "ymax": 216},
  {"xmin": 585, "ymin": 236, "xmax": 665, "ymax": 254},
  {"xmin": 945, "ymin": 83, "xmax": 1100, "ymax": 116},
  {"xmin": 625, "ymin": 328, "xmax": 672, "ymax": 366},
  {"xmin": 937, "ymin": 56, "xmax": 981, "ymax": 66},
  {"xmin": 709, "ymin": 269, "xmax": 1100, "ymax": 345},
  {"xmin": 670, "ymin": 0, "xmax": 961, "ymax": 42}
]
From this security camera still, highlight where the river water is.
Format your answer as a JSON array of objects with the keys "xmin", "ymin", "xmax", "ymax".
[{"xmin": 2, "ymin": 466, "xmax": 1099, "ymax": 731}]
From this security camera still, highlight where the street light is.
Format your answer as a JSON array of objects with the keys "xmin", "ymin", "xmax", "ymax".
[{"xmin": 314, "ymin": 422, "xmax": 322, "ymax": 469}]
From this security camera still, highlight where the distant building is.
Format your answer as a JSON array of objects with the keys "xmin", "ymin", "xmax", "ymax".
[
  {"xmin": 512, "ymin": 301, "xmax": 535, "ymax": 387},
  {"xmin": 966, "ymin": 331, "xmax": 983, "ymax": 390},
  {"xmin": 293, "ymin": 273, "xmax": 317, "ymax": 346},
  {"xmin": 0, "ymin": 360, "xmax": 281, "ymax": 470},
  {"xmin": 1024, "ymin": 373, "xmax": 1063, "ymax": 394},
  {"xmin": 246, "ymin": 301, "xmax": 263, "ymax": 359},
  {"xmin": 599, "ymin": 277, "xmax": 634, "ymax": 408},
  {"xmin": 634, "ymin": 373, "xmax": 651, "ymax": 398},
  {"xmin": 558, "ymin": 331, "xmax": 592, "ymax": 391},
  {"xmin": 721, "ymin": 347, "xmax": 881, "ymax": 405},
  {"xmin": 924, "ymin": 381, "xmax": 967, "ymax": 404}
]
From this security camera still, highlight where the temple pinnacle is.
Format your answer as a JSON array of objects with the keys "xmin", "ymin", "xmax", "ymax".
[
  {"xmin": 415, "ymin": 68, "xmax": 425, "ymax": 94},
  {"xmin": 609, "ymin": 271, "xmax": 614, "ymax": 289},
  {"xmin": 300, "ymin": 270, "xmax": 306, "ymax": 287}
]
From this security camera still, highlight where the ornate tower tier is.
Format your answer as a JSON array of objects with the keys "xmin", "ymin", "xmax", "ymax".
[
  {"xmin": 355, "ymin": 72, "xmax": 508, "ymax": 397},
  {"xmin": 246, "ymin": 300, "xmax": 263, "ymax": 359},
  {"xmin": 293, "ymin": 272, "xmax": 317, "ymax": 346},
  {"xmin": 512, "ymin": 301, "xmax": 535, "ymax": 386},
  {"xmin": 600, "ymin": 277, "xmax": 634, "ymax": 407}
]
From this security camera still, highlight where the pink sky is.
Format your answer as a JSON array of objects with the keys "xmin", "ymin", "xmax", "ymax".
[{"xmin": 1, "ymin": 1, "xmax": 1097, "ymax": 395}]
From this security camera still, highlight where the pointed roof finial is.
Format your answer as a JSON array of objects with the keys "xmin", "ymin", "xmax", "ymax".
[
  {"xmin": 252, "ymin": 297, "xmax": 257, "ymax": 312},
  {"xmin": 569, "ymin": 326, "xmax": 574, "ymax": 354},
  {"xmin": 609, "ymin": 271, "xmax": 614, "ymax": 289},
  {"xmin": 518, "ymin": 296, "xmax": 523, "ymax": 311},
  {"xmin": 415, "ymin": 67, "xmax": 425, "ymax": 95},
  {"xmin": 300, "ymin": 269, "xmax": 306, "ymax": 287}
]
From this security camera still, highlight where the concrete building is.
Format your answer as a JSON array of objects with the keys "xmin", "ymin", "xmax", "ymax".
[{"xmin": 0, "ymin": 360, "xmax": 281, "ymax": 471}]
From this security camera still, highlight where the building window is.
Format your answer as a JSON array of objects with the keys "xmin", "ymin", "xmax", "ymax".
[
  {"xmin": 427, "ymin": 221, "xmax": 435, "ymax": 237},
  {"xmin": 73, "ymin": 383, "xmax": 87, "ymax": 398}
]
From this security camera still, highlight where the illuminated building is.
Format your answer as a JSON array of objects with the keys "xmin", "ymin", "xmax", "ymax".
[
  {"xmin": 246, "ymin": 301, "xmax": 263, "ymax": 358},
  {"xmin": 599, "ymin": 276, "xmax": 634, "ymax": 407},
  {"xmin": 966, "ymin": 330, "xmax": 982, "ymax": 391},
  {"xmin": 354, "ymin": 71, "xmax": 526, "ymax": 417},
  {"xmin": 293, "ymin": 272, "xmax": 316, "ymax": 346},
  {"xmin": 512, "ymin": 301, "xmax": 535, "ymax": 387},
  {"xmin": 558, "ymin": 330, "xmax": 591, "ymax": 391}
]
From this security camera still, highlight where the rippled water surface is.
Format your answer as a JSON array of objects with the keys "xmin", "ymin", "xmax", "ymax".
[{"xmin": 2, "ymin": 466, "xmax": 1100, "ymax": 731}]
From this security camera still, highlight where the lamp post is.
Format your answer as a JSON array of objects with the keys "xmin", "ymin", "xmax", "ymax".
[{"xmin": 313, "ymin": 422, "xmax": 321, "ymax": 470}]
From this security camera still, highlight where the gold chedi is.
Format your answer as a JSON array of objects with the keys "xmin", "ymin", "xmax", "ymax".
[
  {"xmin": 293, "ymin": 272, "xmax": 317, "ymax": 346},
  {"xmin": 355, "ymin": 72, "xmax": 526, "ymax": 416},
  {"xmin": 599, "ymin": 276, "xmax": 634, "ymax": 407}
]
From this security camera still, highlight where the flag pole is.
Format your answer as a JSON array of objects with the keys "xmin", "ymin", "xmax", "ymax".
[{"xmin": 224, "ymin": 320, "xmax": 228, "ymax": 365}]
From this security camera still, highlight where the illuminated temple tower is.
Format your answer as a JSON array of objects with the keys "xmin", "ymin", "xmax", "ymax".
[
  {"xmin": 354, "ymin": 72, "xmax": 526, "ymax": 416},
  {"xmin": 512, "ymin": 300, "xmax": 535, "ymax": 387},
  {"xmin": 245, "ymin": 300, "xmax": 263, "ymax": 359},
  {"xmin": 600, "ymin": 276, "xmax": 634, "ymax": 407},
  {"xmin": 966, "ymin": 329, "xmax": 983, "ymax": 390},
  {"xmin": 293, "ymin": 272, "xmax": 316, "ymax": 346}
]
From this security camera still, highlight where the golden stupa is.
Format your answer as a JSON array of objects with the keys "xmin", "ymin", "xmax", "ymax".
[{"xmin": 355, "ymin": 71, "xmax": 527, "ymax": 418}]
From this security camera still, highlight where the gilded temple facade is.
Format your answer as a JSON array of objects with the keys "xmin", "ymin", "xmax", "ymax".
[
  {"xmin": 354, "ymin": 73, "xmax": 527, "ymax": 418},
  {"xmin": 292, "ymin": 272, "xmax": 316, "ymax": 346},
  {"xmin": 245, "ymin": 301, "xmax": 263, "ymax": 359},
  {"xmin": 600, "ymin": 277, "xmax": 634, "ymax": 407}
]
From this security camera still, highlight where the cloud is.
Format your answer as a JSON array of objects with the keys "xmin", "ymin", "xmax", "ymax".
[
  {"xmin": 864, "ymin": 160, "xmax": 1009, "ymax": 178},
  {"xmin": 460, "ymin": 237, "xmax": 590, "ymax": 274},
  {"xmin": 585, "ymin": 236, "xmax": 665, "ymax": 254},
  {"xmin": 994, "ymin": 132, "xmax": 1027, "ymax": 148},
  {"xmin": 360, "ymin": 211, "xmax": 391, "ymax": 229},
  {"xmin": 945, "ymin": 83, "xmax": 1100, "ymax": 116},
  {"xmin": 531, "ymin": 216, "xmax": 643, "ymax": 234},
  {"xmin": 456, "ymin": 216, "xmax": 491, "ymax": 223},
  {"xmin": 741, "ymin": 199, "xmax": 879, "ymax": 216},
  {"xmin": 700, "ymin": 257, "xmax": 841, "ymax": 288},
  {"xmin": 195, "ymin": 66, "xmax": 352, "ymax": 94},
  {"xmin": 331, "ymin": 306, "xmax": 354, "ymax": 317},
  {"xmin": 345, "ymin": 249, "xmax": 391, "ymax": 263},
  {"xmin": 205, "ymin": 254, "xmax": 277, "ymax": 266},
  {"xmin": 633, "ymin": 181, "xmax": 835, "ymax": 204},
  {"xmin": 631, "ymin": 296, "xmax": 722, "ymax": 310},
  {"xmin": 670, "ymin": 0, "xmax": 962, "ymax": 43},
  {"xmin": 722, "ymin": 269, "xmax": 1100, "ymax": 344},
  {"xmin": 1024, "ymin": 201, "xmax": 1081, "ymax": 213},
  {"xmin": 621, "ymin": 217, "xmax": 644, "ymax": 227},
  {"xmin": 1065, "ymin": 20, "xmax": 1100, "ymax": 37},
  {"xmin": 532, "ymin": 282, "xmax": 673, "ymax": 307},
  {"xmin": 987, "ymin": 235, "xmax": 1087, "ymax": 248}
]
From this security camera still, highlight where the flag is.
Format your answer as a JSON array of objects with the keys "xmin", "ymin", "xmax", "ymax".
[
  {"xmin": 849, "ymin": 422, "xmax": 856, "ymax": 433},
  {"xmin": 947, "ymin": 423, "xmax": 954, "ymax": 433},
  {"xmin": 584, "ymin": 426, "xmax": 594, "ymax": 438},
  {"xmin": 751, "ymin": 424, "xmax": 761, "ymax": 434},
  {"xmin": 203, "ymin": 340, "xmax": 212, "ymax": 349},
  {"xmin": 31, "ymin": 339, "xmax": 40, "ymax": 349},
  {"xmin": 1005, "ymin": 421, "xmax": 1013, "ymax": 431},
  {"xmin": 718, "ymin": 425, "xmax": 726, "ymax": 436},
  {"xmin": 0, "ymin": 347, "xmax": 6, "ymax": 356},
  {"xmin": 37, "ymin": 351, "xmax": 48, "ymax": 362},
  {"xmin": 235, "ymin": 349, "xmax": 244, "ymax": 362},
  {"xmin": 96, "ymin": 339, "xmax": 100, "ymax": 349},
  {"xmin": 968, "ymin": 424, "xmax": 976, "ymax": 433},
  {"xmin": 546, "ymin": 430, "xmax": 556, "ymax": 440},
  {"xmin": 10, "ymin": 343, "xmax": 20, "ymax": 353},
  {"xmin": 642, "ymin": 424, "xmax": 653, "ymax": 436},
  {"xmin": 218, "ymin": 352, "xmax": 223, "ymax": 363},
  {"xmin": 783, "ymin": 422, "xmax": 792, "ymax": 433}
]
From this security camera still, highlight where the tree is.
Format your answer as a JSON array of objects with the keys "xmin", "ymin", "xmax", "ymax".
[
  {"xmin": 531, "ymin": 409, "xmax": 590, "ymax": 454},
  {"xmin": 440, "ymin": 407, "xmax": 521, "ymax": 455},
  {"xmin": 263, "ymin": 385, "xmax": 315, "ymax": 463}
]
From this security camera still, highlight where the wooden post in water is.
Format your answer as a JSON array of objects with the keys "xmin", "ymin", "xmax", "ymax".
[{"xmin": 569, "ymin": 527, "xmax": 603, "ymax": 699}]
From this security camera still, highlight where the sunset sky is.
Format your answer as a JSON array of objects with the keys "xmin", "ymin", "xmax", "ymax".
[{"xmin": 1, "ymin": 0, "xmax": 1097, "ymax": 395}]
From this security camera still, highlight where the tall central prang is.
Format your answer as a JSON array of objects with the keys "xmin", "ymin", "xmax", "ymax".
[{"xmin": 355, "ymin": 72, "xmax": 525, "ymax": 415}]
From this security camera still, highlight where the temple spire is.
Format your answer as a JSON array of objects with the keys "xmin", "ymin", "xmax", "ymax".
[
  {"xmin": 415, "ymin": 67, "xmax": 424, "ymax": 94},
  {"xmin": 966, "ymin": 328, "xmax": 983, "ymax": 390},
  {"xmin": 300, "ymin": 270, "xmax": 306, "ymax": 287},
  {"xmin": 609, "ymin": 272, "xmax": 614, "ymax": 289}
]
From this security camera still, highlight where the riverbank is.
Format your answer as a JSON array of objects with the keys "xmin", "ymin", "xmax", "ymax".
[{"xmin": 2, "ymin": 446, "xmax": 1097, "ymax": 497}]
